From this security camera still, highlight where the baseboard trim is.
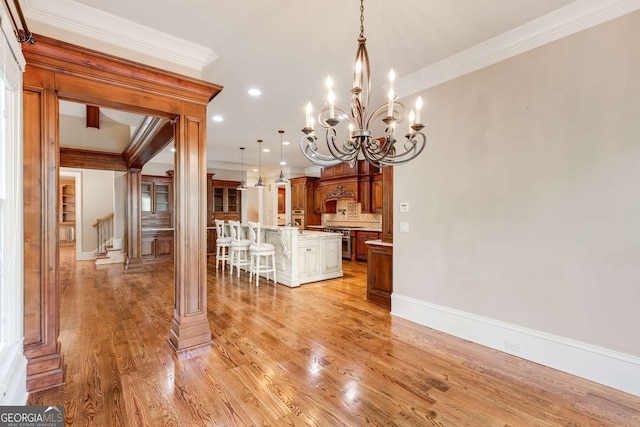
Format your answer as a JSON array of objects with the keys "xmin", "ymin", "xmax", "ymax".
[
  {"xmin": 392, "ymin": 294, "xmax": 640, "ymax": 397},
  {"xmin": 0, "ymin": 342, "xmax": 28, "ymax": 405}
]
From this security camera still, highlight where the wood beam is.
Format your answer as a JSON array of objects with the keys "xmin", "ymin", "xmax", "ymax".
[
  {"xmin": 124, "ymin": 119, "xmax": 174, "ymax": 170},
  {"xmin": 86, "ymin": 105, "xmax": 100, "ymax": 128},
  {"xmin": 59, "ymin": 147, "xmax": 127, "ymax": 171}
]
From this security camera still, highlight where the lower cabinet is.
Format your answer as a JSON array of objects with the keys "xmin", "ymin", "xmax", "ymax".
[
  {"xmin": 142, "ymin": 230, "xmax": 174, "ymax": 260},
  {"xmin": 298, "ymin": 239, "xmax": 320, "ymax": 279},
  {"xmin": 356, "ymin": 231, "xmax": 382, "ymax": 262},
  {"xmin": 321, "ymin": 238, "xmax": 342, "ymax": 273},
  {"xmin": 367, "ymin": 242, "xmax": 393, "ymax": 309}
]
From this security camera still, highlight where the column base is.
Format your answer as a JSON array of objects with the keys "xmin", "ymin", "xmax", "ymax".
[
  {"xmin": 168, "ymin": 316, "xmax": 212, "ymax": 352},
  {"xmin": 125, "ymin": 256, "xmax": 145, "ymax": 274}
]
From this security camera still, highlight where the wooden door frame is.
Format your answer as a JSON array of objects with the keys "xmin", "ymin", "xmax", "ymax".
[{"xmin": 22, "ymin": 35, "xmax": 222, "ymax": 392}]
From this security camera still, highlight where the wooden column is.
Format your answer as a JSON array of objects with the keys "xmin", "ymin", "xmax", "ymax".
[
  {"xmin": 23, "ymin": 68, "xmax": 65, "ymax": 392},
  {"xmin": 169, "ymin": 111, "xmax": 212, "ymax": 351},
  {"xmin": 381, "ymin": 167, "xmax": 393, "ymax": 243},
  {"xmin": 22, "ymin": 35, "xmax": 221, "ymax": 389},
  {"xmin": 125, "ymin": 169, "xmax": 144, "ymax": 273}
]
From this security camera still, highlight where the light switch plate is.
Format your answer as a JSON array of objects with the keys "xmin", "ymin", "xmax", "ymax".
[
  {"xmin": 399, "ymin": 202, "xmax": 409, "ymax": 212},
  {"xmin": 399, "ymin": 222, "xmax": 409, "ymax": 232}
]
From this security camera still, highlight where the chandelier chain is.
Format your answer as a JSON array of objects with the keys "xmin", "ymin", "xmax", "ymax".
[{"xmin": 359, "ymin": 0, "xmax": 365, "ymax": 39}]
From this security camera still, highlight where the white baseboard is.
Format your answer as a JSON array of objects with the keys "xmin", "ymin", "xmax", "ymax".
[
  {"xmin": 392, "ymin": 294, "xmax": 640, "ymax": 397},
  {"xmin": 0, "ymin": 342, "xmax": 28, "ymax": 405}
]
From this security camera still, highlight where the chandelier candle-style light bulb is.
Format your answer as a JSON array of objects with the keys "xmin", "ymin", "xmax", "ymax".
[
  {"xmin": 415, "ymin": 96, "xmax": 423, "ymax": 125},
  {"xmin": 387, "ymin": 69, "xmax": 396, "ymax": 118},
  {"xmin": 408, "ymin": 110, "xmax": 415, "ymax": 129},
  {"xmin": 326, "ymin": 77, "xmax": 335, "ymax": 120},
  {"xmin": 305, "ymin": 102, "xmax": 313, "ymax": 129},
  {"xmin": 299, "ymin": 0, "xmax": 427, "ymax": 168}
]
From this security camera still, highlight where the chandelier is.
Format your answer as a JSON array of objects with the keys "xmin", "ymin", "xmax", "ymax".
[{"xmin": 300, "ymin": 0, "xmax": 426, "ymax": 168}]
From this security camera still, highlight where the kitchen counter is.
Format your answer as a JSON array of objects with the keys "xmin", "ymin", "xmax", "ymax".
[
  {"xmin": 307, "ymin": 225, "xmax": 382, "ymax": 232},
  {"xmin": 262, "ymin": 226, "xmax": 343, "ymax": 287}
]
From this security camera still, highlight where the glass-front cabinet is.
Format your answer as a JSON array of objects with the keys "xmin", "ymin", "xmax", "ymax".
[
  {"xmin": 141, "ymin": 175, "xmax": 174, "ymax": 260},
  {"xmin": 207, "ymin": 178, "xmax": 242, "ymax": 254}
]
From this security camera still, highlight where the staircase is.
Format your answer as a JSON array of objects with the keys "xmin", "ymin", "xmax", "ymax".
[{"xmin": 93, "ymin": 213, "xmax": 125, "ymax": 265}]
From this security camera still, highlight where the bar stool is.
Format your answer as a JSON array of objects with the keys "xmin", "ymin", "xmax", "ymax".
[
  {"xmin": 214, "ymin": 219, "xmax": 231, "ymax": 271},
  {"xmin": 228, "ymin": 220, "xmax": 251, "ymax": 277},
  {"xmin": 247, "ymin": 221, "xmax": 277, "ymax": 286}
]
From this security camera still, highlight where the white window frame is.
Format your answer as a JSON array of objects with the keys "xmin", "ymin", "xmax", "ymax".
[{"xmin": 0, "ymin": 7, "xmax": 27, "ymax": 404}]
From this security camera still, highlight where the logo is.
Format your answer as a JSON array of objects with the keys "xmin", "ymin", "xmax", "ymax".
[{"xmin": 0, "ymin": 406, "xmax": 64, "ymax": 427}]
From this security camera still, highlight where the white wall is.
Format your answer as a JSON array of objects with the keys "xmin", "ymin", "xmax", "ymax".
[
  {"xmin": 78, "ymin": 169, "xmax": 116, "ymax": 257},
  {"xmin": 393, "ymin": 10, "xmax": 640, "ymax": 396}
]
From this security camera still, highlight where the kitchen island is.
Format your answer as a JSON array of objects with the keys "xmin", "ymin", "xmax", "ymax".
[{"xmin": 262, "ymin": 226, "xmax": 343, "ymax": 287}]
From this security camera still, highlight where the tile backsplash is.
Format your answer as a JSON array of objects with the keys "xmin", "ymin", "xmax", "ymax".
[{"xmin": 322, "ymin": 200, "xmax": 382, "ymax": 229}]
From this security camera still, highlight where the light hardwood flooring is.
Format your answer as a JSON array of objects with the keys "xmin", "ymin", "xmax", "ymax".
[{"xmin": 28, "ymin": 246, "xmax": 640, "ymax": 426}]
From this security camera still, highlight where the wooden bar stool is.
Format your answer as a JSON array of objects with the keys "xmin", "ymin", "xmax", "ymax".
[
  {"xmin": 247, "ymin": 221, "xmax": 277, "ymax": 286},
  {"xmin": 214, "ymin": 219, "xmax": 231, "ymax": 271},
  {"xmin": 228, "ymin": 220, "xmax": 251, "ymax": 277}
]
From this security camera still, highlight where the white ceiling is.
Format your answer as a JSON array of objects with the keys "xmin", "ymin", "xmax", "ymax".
[{"xmin": 23, "ymin": 0, "xmax": 639, "ymax": 173}]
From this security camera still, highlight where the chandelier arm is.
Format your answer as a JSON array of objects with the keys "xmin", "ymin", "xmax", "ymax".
[
  {"xmin": 326, "ymin": 127, "xmax": 359, "ymax": 162},
  {"xmin": 377, "ymin": 132, "xmax": 427, "ymax": 167},
  {"xmin": 298, "ymin": 134, "xmax": 343, "ymax": 166}
]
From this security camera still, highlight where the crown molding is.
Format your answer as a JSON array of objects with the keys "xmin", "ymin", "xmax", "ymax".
[
  {"xmin": 397, "ymin": 0, "xmax": 640, "ymax": 98},
  {"xmin": 23, "ymin": 0, "xmax": 217, "ymax": 74}
]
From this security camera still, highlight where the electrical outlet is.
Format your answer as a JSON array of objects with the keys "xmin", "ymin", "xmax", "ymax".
[{"xmin": 505, "ymin": 340, "xmax": 521, "ymax": 352}]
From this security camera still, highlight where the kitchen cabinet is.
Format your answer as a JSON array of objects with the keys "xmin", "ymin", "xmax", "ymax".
[
  {"xmin": 142, "ymin": 230, "xmax": 174, "ymax": 260},
  {"xmin": 356, "ymin": 231, "xmax": 381, "ymax": 262},
  {"xmin": 289, "ymin": 176, "xmax": 320, "ymax": 227},
  {"xmin": 321, "ymin": 237, "xmax": 342, "ymax": 273},
  {"xmin": 366, "ymin": 242, "xmax": 393, "ymax": 309},
  {"xmin": 141, "ymin": 175, "xmax": 174, "ymax": 261},
  {"xmin": 210, "ymin": 179, "xmax": 241, "ymax": 221},
  {"xmin": 371, "ymin": 173, "xmax": 383, "ymax": 213},
  {"xmin": 297, "ymin": 238, "xmax": 321, "ymax": 279},
  {"xmin": 208, "ymin": 178, "xmax": 241, "ymax": 254},
  {"xmin": 317, "ymin": 160, "xmax": 381, "ymax": 213},
  {"xmin": 141, "ymin": 175, "xmax": 173, "ymax": 227}
]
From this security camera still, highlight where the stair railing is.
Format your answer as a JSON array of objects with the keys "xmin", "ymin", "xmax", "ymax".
[{"xmin": 93, "ymin": 213, "xmax": 114, "ymax": 255}]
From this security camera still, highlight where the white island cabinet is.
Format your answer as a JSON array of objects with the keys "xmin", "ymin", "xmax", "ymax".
[{"xmin": 263, "ymin": 227, "xmax": 343, "ymax": 287}]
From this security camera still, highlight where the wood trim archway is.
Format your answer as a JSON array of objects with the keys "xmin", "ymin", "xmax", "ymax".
[{"xmin": 22, "ymin": 35, "xmax": 222, "ymax": 392}]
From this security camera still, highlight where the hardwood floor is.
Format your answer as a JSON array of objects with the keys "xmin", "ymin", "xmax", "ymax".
[{"xmin": 28, "ymin": 246, "xmax": 640, "ymax": 426}]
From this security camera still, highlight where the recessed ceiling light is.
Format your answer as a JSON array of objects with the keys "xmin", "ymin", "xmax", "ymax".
[
  {"xmin": 212, "ymin": 115, "xmax": 223, "ymax": 122},
  {"xmin": 252, "ymin": 168, "xmax": 259, "ymax": 172},
  {"xmin": 262, "ymin": 148, "xmax": 270, "ymax": 153},
  {"xmin": 282, "ymin": 141, "xmax": 290, "ymax": 145},
  {"xmin": 170, "ymin": 147, "xmax": 176, "ymax": 152},
  {"xmin": 280, "ymin": 161, "xmax": 286, "ymax": 166},
  {"xmin": 248, "ymin": 88, "xmax": 261, "ymax": 97}
]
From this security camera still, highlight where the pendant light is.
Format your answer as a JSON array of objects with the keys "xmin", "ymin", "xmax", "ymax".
[
  {"xmin": 237, "ymin": 147, "xmax": 248, "ymax": 191},
  {"xmin": 274, "ymin": 130, "xmax": 288, "ymax": 186},
  {"xmin": 254, "ymin": 139, "xmax": 266, "ymax": 188}
]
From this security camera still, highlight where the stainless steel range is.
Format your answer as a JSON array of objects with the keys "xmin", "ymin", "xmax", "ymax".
[{"xmin": 323, "ymin": 226, "xmax": 362, "ymax": 259}]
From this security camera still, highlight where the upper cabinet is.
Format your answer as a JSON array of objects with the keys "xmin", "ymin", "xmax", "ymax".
[
  {"xmin": 141, "ymin": 175, "xmax": 173, "ymax": 228},
  {"xmin": 317, "ymin": 160, "xmax": 381, "ymax": 214},
  {"xmin": 289, "ymin": 176, "xmax": 320, "ymax": 227},
  {"xmin": 209, "ymin": 179, "xmax": 241, "ymax": 222},
  {"xmin": 141, "ymin": 175, "xmax": 174, "ymax": 260}
]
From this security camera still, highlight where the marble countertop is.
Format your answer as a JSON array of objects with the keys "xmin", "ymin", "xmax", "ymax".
[
  {"xmin": 307, "ymin": 225, "xmax": 383, "ymax": 232},
  {"xmin": 364, "ymin": 239, "xmax": 393, "ymax": 247}
]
